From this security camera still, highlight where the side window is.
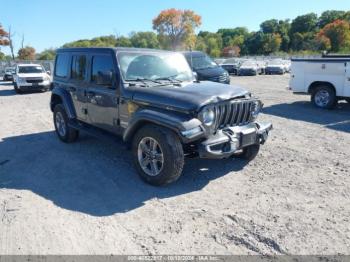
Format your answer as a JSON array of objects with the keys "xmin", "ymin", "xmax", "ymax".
[
  {"xmin": 91, "ymin": 55, "xmax": 114, "ymax": 86},
  {"xmin": 55, "ymin": 53, "xmax": 70, "ymax": 78},
  {"xmin": 71, "ymin": 55, "xmax": 87, "ymax": 81}
]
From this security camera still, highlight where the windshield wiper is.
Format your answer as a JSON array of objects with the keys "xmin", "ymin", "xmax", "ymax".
[
  {"xmin": 155, "ymin": 75, "xmax": 183, "ymax": 83},
  {"xmin": 125, "ymin": 78, "xmax": 162, "ymax": 87}
]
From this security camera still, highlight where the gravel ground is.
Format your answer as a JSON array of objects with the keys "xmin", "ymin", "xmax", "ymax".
[{"xmin": 0, "ymin": 75, "xmax": 349, "ymax": 255}]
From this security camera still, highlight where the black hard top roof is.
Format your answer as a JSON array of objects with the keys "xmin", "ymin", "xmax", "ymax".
[{"xmin": 56, "ymin": 47, "xmax": 175, "ymax": 54}]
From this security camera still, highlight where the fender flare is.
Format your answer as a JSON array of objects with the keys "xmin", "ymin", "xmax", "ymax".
[
  {"xmin": 123, "ymin": 108, "xmax": 202, "ymax": 143},
  {"xmin": 50, "ymin": 87, "xmax": 77, "ymax": 119}
]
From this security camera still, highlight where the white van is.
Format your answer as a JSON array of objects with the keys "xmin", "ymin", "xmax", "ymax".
[{"xmin": 289, "ymin": 55, "xmax": 350, "ymax": 109}]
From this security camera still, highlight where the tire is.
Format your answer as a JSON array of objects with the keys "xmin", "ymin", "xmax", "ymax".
[
  {"xmin": 345, "ymin": 98, "xmax": 350, "ymax": 104},
  {"xmin": 53, "ymin": 104, "xmax": 79, "ymax": 143},
  {"xmin": 132, "ymin": 124, "xmax": 184, "ymax": 186},
  {"xmin": 235, "ymin": 144, "xmax": 260, "ymax": 162},
  {"xmin": 14, "ymin": 83, "xmax": 21, "ymax": 94},
  {"xmin": 311, "ymin": 85, "xmax": 337, "ymax": 109}
]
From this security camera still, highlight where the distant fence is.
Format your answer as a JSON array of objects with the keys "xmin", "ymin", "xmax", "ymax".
[{"xmin": 0, "ymin": 60, "xmax": 54, "ymax": 76}]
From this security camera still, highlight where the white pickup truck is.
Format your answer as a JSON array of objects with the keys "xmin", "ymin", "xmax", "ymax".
[{"xmin": 289, "ymin": 55, "xmax": 350, "ymax": 109}]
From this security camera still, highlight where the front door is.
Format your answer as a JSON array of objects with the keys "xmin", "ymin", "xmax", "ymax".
[
  {"xmin": 344, "ymin": 62, "xmax": 350, "ymax": 97},
  {"xmin": 86, "ymin": 53, "xmax": 119, "ymax": 133}
]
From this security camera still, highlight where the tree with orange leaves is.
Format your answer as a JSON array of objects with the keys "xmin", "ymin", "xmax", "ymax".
[
  {"xmin": 0, "ymin": 24, "xmax": 9, "ymax": 47},
  {"xmin": 317, "ymin": 19, "xmax": 350, "ymax": 52},
  {"xmin": 153, "ymin": 8, "xmax": 201, "ymax": 50}
]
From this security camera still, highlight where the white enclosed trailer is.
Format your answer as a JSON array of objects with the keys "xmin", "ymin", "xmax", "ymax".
[{"xmin": 289, "ymin": 55, "xmax": 350, "ymax": 109}]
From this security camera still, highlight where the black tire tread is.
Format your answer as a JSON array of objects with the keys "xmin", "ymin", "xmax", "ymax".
[
  {"xmin": 53, "ymin": 104, "xmax": 79, "ymax": 143},
  {"xmin": 132, "ymin": 124, "xmax": 184, "ymax": 186},
  {"xmin": 311, "ymin": 85, "xmax": 337, "ymax": 109}
]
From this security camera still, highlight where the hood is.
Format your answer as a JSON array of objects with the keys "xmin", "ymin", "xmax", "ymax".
[
  {"xmin": 131, "ymin": 81, "xmax": 248, "ymax": 113},
  {"xmin": 194, "ymin": 66, "xmax": 226, "ymax": 79},
  {"xmin": 17, "ymin": 73, "xmax": 47, "ymax": 78}
]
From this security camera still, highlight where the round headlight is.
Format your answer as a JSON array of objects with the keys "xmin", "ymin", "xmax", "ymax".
[
  {"xmin": 251, "ymin": 100, "xmax": 262, "ymax": 119},
  {"xmin": 202, "ymin": 108, "xmax": 215, "ymax": 126}
]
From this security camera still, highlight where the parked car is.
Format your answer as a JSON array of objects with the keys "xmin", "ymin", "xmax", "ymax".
[
  {"xmin": 182, "ymin": 51, "xmax": 230, "ymax": 84},
  {"xmin": 265, "ymin": 60, "xmax": 286, "ymax": 75},
  {"xmin": 50, "ymin": 47, "xmax": 272, "ymax": 186},
  {"xmin": 13, "ymin": 64, "xmax": 51, "ymax": 93},
  {"xmin": 3, "ymin": 67, "xmax": 15, "ymax": 81},
  {"xmin": 289, "ymin": 55, "xmax": 350, "ymax": 109},
  {"xmin": 238, "ymin": 60, "xmax": 263, "ymax": 76},
  {"xmin": 220, "ymin": 58, "xmax": 242, "ymax": 75}
]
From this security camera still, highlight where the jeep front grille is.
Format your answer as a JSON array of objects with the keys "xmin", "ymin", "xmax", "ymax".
[{"xmin": 213, "ymin": 100, "xmax": 254, "ymax": 130}]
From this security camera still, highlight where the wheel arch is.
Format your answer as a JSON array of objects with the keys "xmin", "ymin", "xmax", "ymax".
[
  {"xmin": 308, "ymin": 81, "xmax": 336, "ymax": 96},
  {"xmin": 50, "ymin": 88, "xmax": 77, "ymax": 119},
  {"xmin": 123, "ymin": 109, "xmax": 202, "ymax": 144}
]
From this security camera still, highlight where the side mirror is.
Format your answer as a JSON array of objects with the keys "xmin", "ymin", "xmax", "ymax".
[
  {"xmin": 96, "ymin": 70, "xmax": 113, "ymax": 86},
  {"xmin": 46, "ymin": 70, "xmax": 51, "ymax": 75}
]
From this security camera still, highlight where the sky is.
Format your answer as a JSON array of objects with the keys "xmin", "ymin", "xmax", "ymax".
[{"xmin": 1, "ymin": 0, "xmax": 350, "ymax": 55}]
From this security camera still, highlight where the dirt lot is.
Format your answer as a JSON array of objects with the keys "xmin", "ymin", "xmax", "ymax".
[{"xmin": 0, "ymin": 75, "xmax": 350, "ymax": 255}]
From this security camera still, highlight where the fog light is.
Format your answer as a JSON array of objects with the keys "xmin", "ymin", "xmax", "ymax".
[{"xmin": 181, "ymin": 127, "xmax": 202, "ymax": 137}]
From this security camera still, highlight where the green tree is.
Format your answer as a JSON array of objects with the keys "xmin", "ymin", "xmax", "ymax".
[
  {"xmin": 217, "ymin": 27, "xmax": 249, "ymax": 47},
  {"xmin": 290, "ymin": 13, "xmax": 318, "ymax": 34},
  {"xmin": 319, "ymin": 10, "xmax": 346, "ymax": 28},
  {"xmin": 0, "ymin": 51, "xmax": 5, "ymax": 60},
  {"xmin": 130, "ymin": 32, "xmax": 159, "ymax": 48},
  {"xmin": 260, "ymin": 19, "xmax": 279, "ymax": 34},
  {"xmin": 262, "ymin": 33, "xmax": 282, "ymax": 54},
  {"xmin": 37, "ymin": 49, "xmax": 56, "ymax": 60},
  {"xmin": 18, "ymin": 46, "xmax": 36, "ymax": 60},
  {"xmin": 115, "ymin": 36, "xmax": 132, "ymax": 47}
]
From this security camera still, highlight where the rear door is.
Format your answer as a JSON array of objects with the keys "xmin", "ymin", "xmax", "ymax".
[
  {"xmin": 86, "ymin": 53, "xmax": 119, "ymax": 133},
  {"xmin": 68, "ymin": 53, "xmax": 88, "ymax": 121},
  {"xmin": 344, "ymin": 62, "xmax": 350, "ymax": 97}
]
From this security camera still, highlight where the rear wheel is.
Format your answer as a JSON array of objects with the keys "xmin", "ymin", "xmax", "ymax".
[
  {"xmin": 311, "ymin": 85, "xmax": 337, "ymax": 109},
  {"xmin": 132, "ymin": 125, "xmax": 184, "ymax": 186},
  {"xmin": 53, "ymin": 104, "xmax": 79, "ymax": 143}
]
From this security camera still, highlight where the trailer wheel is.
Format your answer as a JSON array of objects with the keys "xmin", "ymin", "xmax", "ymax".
[{"xmin": 311, "ymin": 85, "xmax": 337, "ymax": 109}]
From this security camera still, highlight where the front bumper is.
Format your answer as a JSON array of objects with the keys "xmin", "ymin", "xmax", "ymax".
[
  {"xmin": 238, "ymin": 69, "xmax": 257, "ymax": 76},
  {"xmin": 198, "ymin": 122, "xmax": 272, "ymax": 159},
  {"xmin": 17, "ymin": 81, "xmax": 51, "ymax": 91}
]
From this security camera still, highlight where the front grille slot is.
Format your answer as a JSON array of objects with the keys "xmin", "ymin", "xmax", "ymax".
[
  {"xmin": 213, "ymin": 100, "xmax": 254, "ymax": 130},
  {"xmin": 26, "ymin": 78, "xmax": 43, "ymax": 84}
]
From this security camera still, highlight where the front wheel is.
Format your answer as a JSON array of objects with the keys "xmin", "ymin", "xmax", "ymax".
[
  {"xmin": 132, "ymin": 125, "xmax": 184, "ymax": 186},
  {"xmin": 311, "ymin": 86, "xmax": 337, "ymax": 109},
  {"xmin": 53, "ymin": 104, "xmax": 79, "ymax": 143}
]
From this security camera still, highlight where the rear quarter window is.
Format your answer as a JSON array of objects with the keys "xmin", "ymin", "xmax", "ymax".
[{"xmin": 55, "ymin": 53, "xmax": 70, "ymax": 78}]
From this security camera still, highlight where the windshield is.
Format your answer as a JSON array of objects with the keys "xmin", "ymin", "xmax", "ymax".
[
  {"xmin": 117, "ymin": 51, "xmax": 193, "ymax": 84},
  {"xmin": 18, "ymin": 66, "xmax": 45, "ymax": 74},
  {"xmin": 268, "ymin": 60, "xmax": 284, "ymax": 65},
  {"xmin": 241, "ymin": 61, "xmax": 256, "ymax": 67},
  {"xmin": 187, "ymin": 55, "xmax": 217, "ymax": 70},
  {"xmin": 5, "ymin": 68, "xmax": 15, "ymax": 73}
]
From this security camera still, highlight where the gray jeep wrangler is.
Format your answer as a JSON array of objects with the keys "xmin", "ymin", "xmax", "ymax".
[{"xmin": 50, "ymin": 47, "xmax": 272, "ymax": 186}]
